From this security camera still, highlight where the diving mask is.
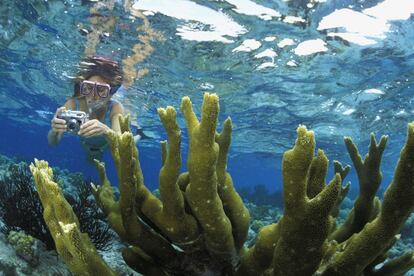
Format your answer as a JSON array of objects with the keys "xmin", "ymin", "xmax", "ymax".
[{"xmin": 80, "ymin": 80, "xmax": 112, "ymax": 98}]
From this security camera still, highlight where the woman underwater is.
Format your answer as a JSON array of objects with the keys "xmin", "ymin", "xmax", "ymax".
[{"xmin": 48, "ymin": 55, "xmax": 127, "ymax": 163}]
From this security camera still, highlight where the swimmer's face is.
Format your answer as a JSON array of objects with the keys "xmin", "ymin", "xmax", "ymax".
[{"xmin": 81, "ymin": 75, "xmax": 111, "ymax": 111}]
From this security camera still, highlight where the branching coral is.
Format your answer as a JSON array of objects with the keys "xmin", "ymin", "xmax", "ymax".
[
  {"xmin": 65, "ymin": 179, "xmax": 114, "ymax": 251},
  {"xmin": 30, "ymin": 160, "xmax": 116, "ymax": 276},
  {"xmin": 30, "ymin": 93, "xmax": 414, "ymax": 275}
]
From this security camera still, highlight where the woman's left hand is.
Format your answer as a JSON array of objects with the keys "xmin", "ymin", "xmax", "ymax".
[{"xmin": 78, "ymin": 119, "xmax": 110, "ymax": 137}]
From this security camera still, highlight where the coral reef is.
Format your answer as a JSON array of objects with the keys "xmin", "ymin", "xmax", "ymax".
[
  {"xmin": 0, "ymin": 162, "xmax": 54, "ymax": 249},
  {"xmin": 0, "ymin": 161, "xmax": 114, "ymax": 251},
  {"xmin": 7, "ymin": 231, "xmax": 38, "ymax": 266},
  {"xmin": 30, "ymin": 93, "xmax": 414, "ymax": 275},
  {"xmin": 30, "ymin": 160, "xmax": 116, "ymax": 276},
  {"xmin": 0, "ymin": 230, "xmax": 71, "ymax": 275},
  {"xmin": 65, "ymin": 178, "xmax": 115, "ymax": 251}
]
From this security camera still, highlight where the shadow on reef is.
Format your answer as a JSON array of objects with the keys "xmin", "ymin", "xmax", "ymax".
[
  {"xmin": 0, "ymin": 162, "xmax": 114, "ymax": 251},
  {"xmin": 30, "ymin": 93, "xmax": 414, "ymax": 275}
]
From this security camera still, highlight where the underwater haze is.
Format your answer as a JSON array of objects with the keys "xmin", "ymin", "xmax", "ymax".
[{"xmin": 1, "ymin": 0, "xmax": 413, "ymax": 194}]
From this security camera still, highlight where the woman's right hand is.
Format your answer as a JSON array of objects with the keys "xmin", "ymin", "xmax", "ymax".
[{"xmin": 51, "ymin": 106, "xmax": 67, "ymax": 134}]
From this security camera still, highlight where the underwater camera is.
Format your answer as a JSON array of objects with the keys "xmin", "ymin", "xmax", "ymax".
[{"xmin": 57, "ymin": 110, "xmax": 89, "ymax": 134}]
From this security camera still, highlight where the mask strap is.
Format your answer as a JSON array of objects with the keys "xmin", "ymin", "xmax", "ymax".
[{"xmin": 74, "ymin": 83, "xmax": 80, "ymax": 97}]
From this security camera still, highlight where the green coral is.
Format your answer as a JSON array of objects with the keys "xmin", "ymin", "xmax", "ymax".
[
  {"xmin": 8, "ymin": 231, "xmax": 35, "ymax": 259},
  {"xmin": 30, "ymin": 93, "xmax": 414, "ymax": 275},
  {"xmin": 29, "ymin": 160, "xmax": 116, "ymax": 276}
]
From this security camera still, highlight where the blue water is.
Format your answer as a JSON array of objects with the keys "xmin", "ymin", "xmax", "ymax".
[{"xmin": 0, "ymin": 0, "xmax": 413, "ymax": 197}]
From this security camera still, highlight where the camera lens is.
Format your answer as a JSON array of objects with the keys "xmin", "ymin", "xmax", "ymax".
[{"xmin": 67, "ymin": 119, "xmax": 79, "ymax": 132}]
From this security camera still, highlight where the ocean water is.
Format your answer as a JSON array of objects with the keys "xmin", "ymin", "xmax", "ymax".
[
  {"xmin": 1, "ymin": 0, "xmax": 414, "ymax": 193},
  {"xmin": 1, "ymin": 0, "xmax": 414, "ymax": 275}
]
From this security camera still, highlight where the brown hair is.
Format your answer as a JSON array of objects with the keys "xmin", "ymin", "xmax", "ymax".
[{"xmin": 73, "ymin": 55, "xmax": 123, "ymax": 97}]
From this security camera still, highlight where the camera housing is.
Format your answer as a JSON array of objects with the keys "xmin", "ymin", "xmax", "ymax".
[{"xmin": 57, "ymin": 110, "xmax": 89, "ymax": 134}]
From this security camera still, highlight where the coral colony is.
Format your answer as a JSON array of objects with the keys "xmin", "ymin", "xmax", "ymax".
[{"xmin": 30, "ymin": 93, "xmax": 414, "ymax": 275}]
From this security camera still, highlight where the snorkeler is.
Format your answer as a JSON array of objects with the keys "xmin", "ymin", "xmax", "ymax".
[{"xmin": 48, "ymin": 55, "xmax": 140, "ymax": 163}]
